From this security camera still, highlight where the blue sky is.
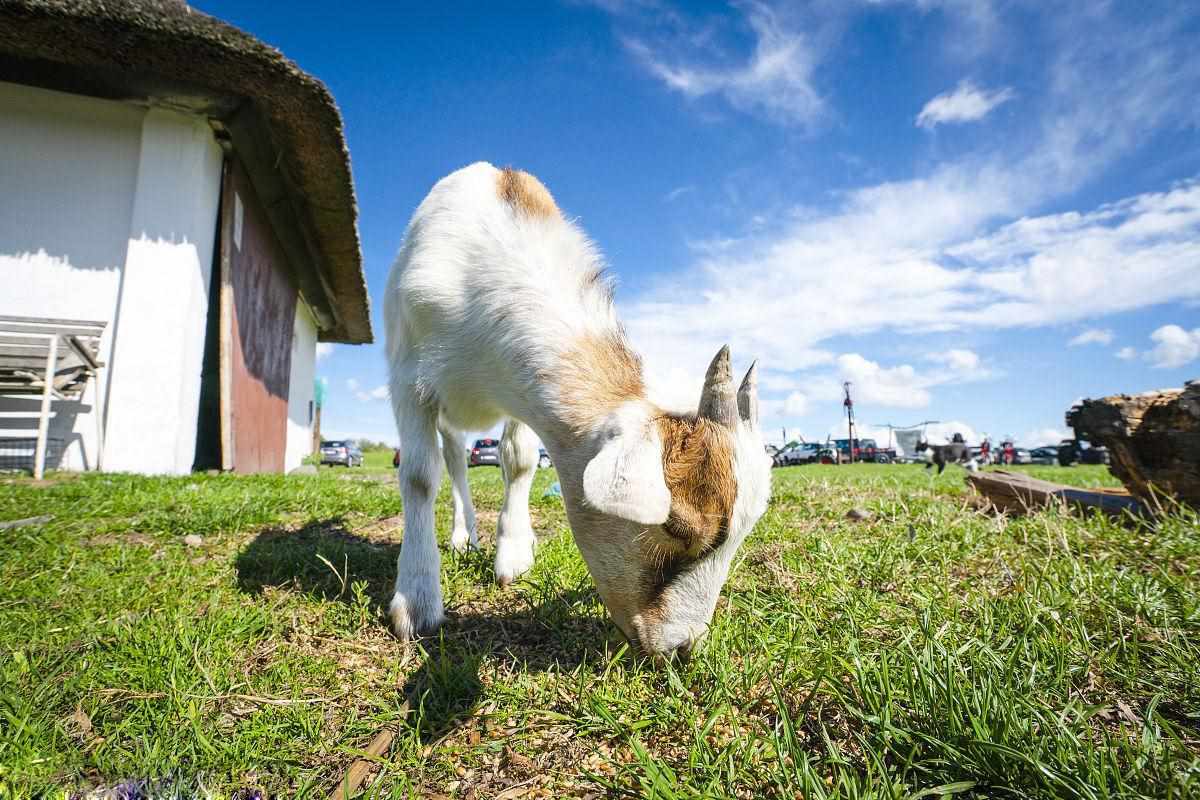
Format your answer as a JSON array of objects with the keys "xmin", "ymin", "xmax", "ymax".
[{"xmin": 197, "ymin": 0, "xmax": 1200, "ymax": 449}]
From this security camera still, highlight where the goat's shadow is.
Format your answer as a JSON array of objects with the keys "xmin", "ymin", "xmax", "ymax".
[{"xmin": 234, "ymin": 519, "xmax": 623, "ymax": 743}]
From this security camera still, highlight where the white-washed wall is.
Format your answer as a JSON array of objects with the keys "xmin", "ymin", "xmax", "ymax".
[
  {"xmin": 102, "ymin": 108, "xmax": 223, "ymax": 474},
  {"xmin": 285, "ymin": 302, "xmax": 319, "ymax": 472},
  {"xmin": 0, "ymin": 82, "xmax": 143, "ymax": 470},
  {"xmin": 0, "ymin": 82, "xmax": 223, "ymax": 474}
]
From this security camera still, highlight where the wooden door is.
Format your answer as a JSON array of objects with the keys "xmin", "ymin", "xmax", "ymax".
[{"xmin": 218, "ymin": 158, "xmax": 297, "ymax": 473}]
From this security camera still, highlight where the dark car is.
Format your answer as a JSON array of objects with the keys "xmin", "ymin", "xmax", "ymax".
[
  {"xmin": 1057, "ymin": 439, "xmax": 1110, "ymax": 466},
  {"xmin": 1029, "ymin": 446, "xmax": 1058, "ymax": 465},
  {"xmin": 320, "ymin": 440, "xmax": 363, "ymax": 468},
  {"xmin": 470, "ymin": 438, "xmax": 500, "ymax": 467}
]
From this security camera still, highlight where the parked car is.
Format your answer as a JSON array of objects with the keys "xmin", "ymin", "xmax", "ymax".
[
  {"xmin": 469, "ymin": 438, "xmax": 500, "ymax": 467},
  {"xmin": 1057, "ymin": 439, "xmax": 1110, "ymax": 466},
  {"xmin": 538, "ymin": 448, "xmax": 552, "ymax": 469},
  {"xmin": 833, "ymin": 438, "xmax": 896, "ymax": 463},
  {"xmin": 1012, "ymin": 448, "xmax": 1032, "ymax": 465},
  {"xmin": 775, "ymin": 442, "xmax": 823, "ymax": 466},
  {"xmin": 320, "ymin": 440, "xmax": 363, "ymax": 468},
  {"xmin": 1029, "ymin": 446, "xmax": 1058, "ymax": 465},
  {"xmin": 817, "ymin": 447, "xmax": 839, "ymax": 464}
]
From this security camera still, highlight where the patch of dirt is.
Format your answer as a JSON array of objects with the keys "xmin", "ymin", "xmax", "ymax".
[
  {"xmin": 352, "ymin": 515, "xmax": 405, "ymax": 545},
  {"xmin": 86, "ymin": 532, "xmax": 157, "ymax": 548}
]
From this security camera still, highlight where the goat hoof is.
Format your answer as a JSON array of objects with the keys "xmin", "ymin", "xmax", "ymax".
[
  {"xmin": 388, "ymin": 591, "xmax": 444, "ymax": 641},
  {"xmin": 450, "ymin": 528, "xmax": 477, "ymax": 554}
]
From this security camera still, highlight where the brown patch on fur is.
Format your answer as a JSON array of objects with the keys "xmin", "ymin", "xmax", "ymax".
[
  {"xmin": 497, "ymin": 167, "xmax": 560, "ymax": 219},
  {"xmin": 656, "ymin": 414, "xmax": 738, "ymax": 559},
  {"xmin": 638, "ymin": 414, "xmax": 738, "ymax": 618},
  {"xmin": 555, "ymin": 334, "xmax": 646, "ymax": 433}
]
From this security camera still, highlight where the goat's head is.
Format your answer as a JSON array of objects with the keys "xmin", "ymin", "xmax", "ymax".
[{"xmin": 569, "ymin": 346, "xmax": 771, "ymax": 660}]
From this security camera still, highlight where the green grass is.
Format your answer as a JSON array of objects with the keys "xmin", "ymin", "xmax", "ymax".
[{"xmin": 2, "ymin": 464, "xmax": 1199, "ymax": 798}]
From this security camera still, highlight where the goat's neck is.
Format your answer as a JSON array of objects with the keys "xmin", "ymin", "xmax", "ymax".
[{"xmin": 522, "ymin": 333, "xmax": 650, "ymax": 457}]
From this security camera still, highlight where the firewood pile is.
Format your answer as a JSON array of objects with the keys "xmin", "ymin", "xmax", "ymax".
[{"xmin": 1066, "ymin": 380, "xmax": 1200, "ymax": 508}]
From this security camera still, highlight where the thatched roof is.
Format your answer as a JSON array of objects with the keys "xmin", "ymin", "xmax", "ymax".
[{"xmin": 0, "ymin": 0, "xmax": 372, "ymax": 344}]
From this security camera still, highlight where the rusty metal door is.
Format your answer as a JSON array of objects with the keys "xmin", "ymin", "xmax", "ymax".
[{"xmin": 218, "ymin": 159, "xmax": 297, "ymax": 473}]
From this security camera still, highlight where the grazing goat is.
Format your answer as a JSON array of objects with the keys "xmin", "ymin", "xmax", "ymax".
[
  {"xmin": 916, "ymin": 435, "xmax": 977, "ymax": 475},
  {"xmin": 384, "ymin": 163, "xmax": 772, "ymax": 658}
]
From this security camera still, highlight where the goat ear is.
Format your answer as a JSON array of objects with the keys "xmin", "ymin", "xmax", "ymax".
[{"xmin": 583, "ymin": 415, "xmax": 671, "ymax": 526}]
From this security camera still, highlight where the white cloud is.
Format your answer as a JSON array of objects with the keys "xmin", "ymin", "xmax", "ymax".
[
  {"xmin": 837, "ymin": 354, "xmax": 930, "ymax": 408},
  {"xmin": 315, "ymin": 342, "xmax": 334, "ymax": 361},
  {"xmin": 783, "ymin": 391, "xmax": 809, "ymax": 416},
  {"xmin": 1019, "ymin": 427, "xmax": 1070, "ymax": 448},
  {"xmin": 603, "ymin": 2, "xmax": 1200, "ymax": 430},
  {"xmin": 789, "ymin": 350, "xmax": 993, "ymax": 415},
  {"xmin": 923, "ymin": 348, "xmax": 994, "ymax": 379},
  {"xmin": 916, "ymin": 80, "xmax": 1014, "ymax": 128},
  {"xmin": 357, "ymin": 385, "xmax": 390, "ymax": 402},
  {"xmin": 345, "ymin": 378, "xmax": 389, "ymax": 402},
  {"xmin": 1115, "ymin": 346, "xmax": 1138, "ymax": 361},
  {"xmin": 621, "ymin": 2, "xmax": 825, "ymax": 126},
  {"xmin": 664, "ymin": 185, "xmax": 695, "ymax": 202},
  {"xmin": 1068, "ymin": 328, "xmax": 1114, "ymax": 347},
  {"xmin": 1145, "ymin": 324, "xmax": 1200, "ymax": 368},
  {"xmin": 624, "ymin": 179, "xmax": 1200, "ymax": 422}
]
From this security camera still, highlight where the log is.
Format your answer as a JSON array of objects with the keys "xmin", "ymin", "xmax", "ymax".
[
  {"xmin": 1066, "ymin": 380, "xmax": 1200, "ymax": 508},
  {"xmin": 967, "ymin": 470, "xmax": 1142, "ymax": 517}
]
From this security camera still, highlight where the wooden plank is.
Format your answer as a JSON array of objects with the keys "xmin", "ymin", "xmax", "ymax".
[
  {"xmin": 967, "ymin": 470, "xmax": 1142, "ymax": 517},
  {"xmin": 0, "ymin": 314, "xmax": 106, "ymax": 328},
  {"xmin": 66, "ymin": 336, "xmax": 102, "ymax": 370},
  {"xmin": 0, "ymin": 354, "xmax": 82, "ymax": 370},
  {"xmin": 0, "ymin": 320, "xmax": 105, "ymax": 338},
  {"xmin": 32, "ymin": 335, "xmax": 58, "ymax": 480}
]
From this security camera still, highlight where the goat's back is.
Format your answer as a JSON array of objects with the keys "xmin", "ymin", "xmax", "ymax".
[{"xmin": 384, "ymin": 162, "xmax": 618, "ymax": 430}]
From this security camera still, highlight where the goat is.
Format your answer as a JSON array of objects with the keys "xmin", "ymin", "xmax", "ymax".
[
  {"xmin": 915, "ymin": 435, "xmax": 978, "ymax": 474},
  {"xmin": 383, "ymin": 163, "xmax": 772, "ymax": 659}
]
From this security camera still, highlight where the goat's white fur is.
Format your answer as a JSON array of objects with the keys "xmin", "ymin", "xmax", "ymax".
[{"xmin": 384, "ymin": 162, "xmax": 771, "ymax": 654}]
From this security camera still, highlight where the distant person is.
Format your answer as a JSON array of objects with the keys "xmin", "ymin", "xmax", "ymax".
[
  {"xmin": 1002, "ymin": 441, "xmax": 1015, "ymax": 465},
  {"xmin": 980, "ymin": 437, "xmax": 991, "ymax": 465}
]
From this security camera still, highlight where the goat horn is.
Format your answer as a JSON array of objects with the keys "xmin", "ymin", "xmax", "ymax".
[
  {"xmin": 699, "ymin": 345, "xmax": 737, "ymax": 428},
  {"xmin": 737, "ymin": 360, "xmax": 759, "ymax": 428}
]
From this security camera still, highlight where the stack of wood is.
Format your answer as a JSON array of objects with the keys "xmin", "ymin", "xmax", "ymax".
[{"xmin": 1066, "ymin": 380, "xmax": 1200, "ymax": 508}]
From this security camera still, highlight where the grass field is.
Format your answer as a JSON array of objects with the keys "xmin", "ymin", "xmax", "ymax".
[{"xmin": 2, "ymin": 463, "xmax": 1199, "ymax": 798}]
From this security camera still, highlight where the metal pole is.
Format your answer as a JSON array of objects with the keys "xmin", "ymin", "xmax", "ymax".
[
  {"xmin": 33, "ymin": 334, "xmax": 58, "ymax": 480},
  {"xmin": 843, "ymin": 381, "xmax": 855, "ymax": 464}
]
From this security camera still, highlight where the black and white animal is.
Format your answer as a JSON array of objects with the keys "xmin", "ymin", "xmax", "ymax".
[{"xmin": 915, "ymin": 433, "xmax": 976, "ymax": 475}]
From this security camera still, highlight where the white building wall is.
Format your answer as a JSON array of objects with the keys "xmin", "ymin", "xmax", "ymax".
[
  {"xmin": 102, "ymin": 108, "xmax": 223, "ymax": 474},
  {"xmin": 0, "ymin": 82, "xmax": 144, "ymax": 471},
  {"xmin": 0, "ymin": 82, "xmax": 223, "ymax": 474},
  {"xmin": 285, "ymin": 302, "xmax": 319, "ymax": 472}
]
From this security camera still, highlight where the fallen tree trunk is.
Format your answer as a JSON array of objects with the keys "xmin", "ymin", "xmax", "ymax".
[
  {"xmin": 1066, "ymin": 380, "xmax": 1200, "ymax": 508},
  {"xmin": 967, "ymin": 470, "xmax": 1142, "ymax": 517}
]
